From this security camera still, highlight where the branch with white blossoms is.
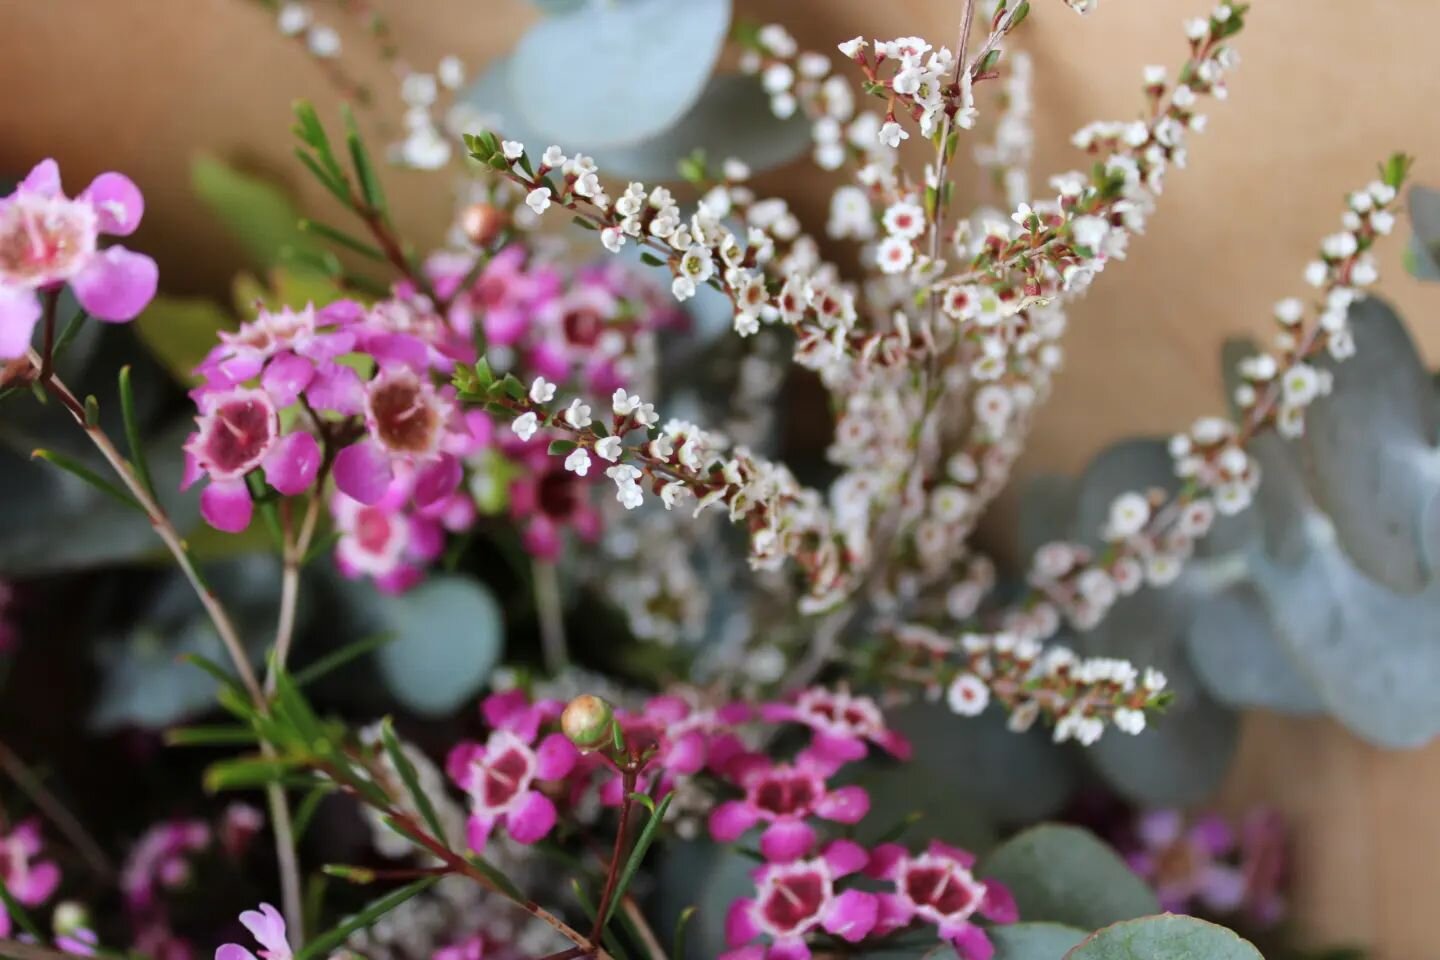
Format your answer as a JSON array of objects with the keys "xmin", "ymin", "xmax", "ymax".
[{"xmin": 973, "ymin": 49, "xmax": 1035, "ymax": 210}]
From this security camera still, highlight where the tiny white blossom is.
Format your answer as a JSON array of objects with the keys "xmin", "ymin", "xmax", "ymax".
[
  {"xmin": 672, "ymin": 276, "xmax": 697, "ymax": 301},
  {"xmin": 526, "ymin": 187, "xmax": 552, "ymax": 215},
  {"xmin": 1106, "ymin": 492, "xmax": 1151, "ymax": 539},
  {"xmin": 612, "ymin": 389, "xmax": 641, "ymax": 416},
  {"xmin": 1113, "ymin": 707, "xmax": 1146, "ymax": 735},
  {"xmin": 563, "ymin": 448, "xmax": 592, "ymax": 477},
  {"xmin": 541, "ymin": 145, "xmax": 567, "ymax": 168},
  {"xmin": 1350, "ymin": 259, "xmax": 1379, "ymax": 285},
  {"xmin": 563, "ymin": 399, "xmax": 592, "ymax": 429},
  {"xmin": 501, "ymin": 140, "xmax": 524, "ymax": 160},
  {"xmin": 1304, "ymin": 260, "xmax": 1328, "ymax": 287},
  {"xmin": 437, "ymin": 55, "xmax": 465, "ymax": 89},
  {"xmin": 277, "ymin": 3, "xmax": 311, "ymax": 36},
  {"xmin": 511, "ymin": 411, "xmax": 539, "ymax": 441},
  {"xmin": 1143, "ymin": 668, "xmax": 1168, "ymax": 691},
  {"xmin": 1371, "ymin": 210, "xmax": 1396, "ymax": 235},
  {"xmin": 306, "ymin": 24, "xmax": 341, "ymax": 57},
  {"xmin": 1281, "ymin": 363, "xmax": 1321, "ymax": 405},
  {"xmin": 600, "ymin": 226, "xmax": 625, "ymax": 253},
  {"xmin": 946, "ymin": 674, "xmax": 990, "ymax": 717},
  {"xmin": 878, "ymin": 120, "xmax": 908, "ymax": 149},
  {"xmin": 837, "ymin": 36, "xmax": 866, "ymax": 58},
  {"xmin": 528, "ymin": 377, "xmax": 556, "ymax": 404},
  {"xmin": 1274, "ymin": 298, "xmax": 1305, "ymax": 325},
  {"xmin": 595, "ymin": 436, "xmax": 623, "ymax": 462},
  {"xmin": 882, "ymin": 201, "xmax": 926, "ymax": 240},
  {"xmin": 876, "ymin": 235, "xmax": 915, "ymax": 274}
]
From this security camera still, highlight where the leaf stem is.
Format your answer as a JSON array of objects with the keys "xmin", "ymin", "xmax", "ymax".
[{"xmin": 0, "ymin": 739, "xmax": 114, "ymax": 879}]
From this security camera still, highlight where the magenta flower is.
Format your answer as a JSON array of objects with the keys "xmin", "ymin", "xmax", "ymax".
[
  {"xmin": 761, "ymin": 687, "xmax": 911, "ymax": 764},
  {"xmin": 121, "ymin": 818, "xmax": 210, "ymax": 912},
  {"xmin": 710, "ymin": 754, "xmax": 870, "ymax": 862},
  {"xmin": 446, "ymin": 690, "xmax": 580, "ymax": 849},
  {"xmin": 331, "ymin": 467, "xmax": 453, "ymax": 594},
  {"xmin": 1125, "ymin": 809, "xmax": 1245, "ymax": 916},
  {"xmin": 0, "ymin": 159, "xmax": 157, "ymax": 358},
  {"xmin": 505, "ymin": 438, "xmax": 602, "ymax": 560},
  {"xmin": 0, "ymin": 820, "xmax": 61, "ymax": 938},
  {"xmin": 216, "ymin": 903, "xmax": 290, "ymax": 960},
  {"xmin": 333, "ymin": 367, "xmax": 465, "ymax": 509},
  {"xmin": 722, "ymin": 840, "xmax": 877, "ymax": 960},
  {"xmin": 866, "ymin": 841, "xmax": 1018, "ymax": 960}
]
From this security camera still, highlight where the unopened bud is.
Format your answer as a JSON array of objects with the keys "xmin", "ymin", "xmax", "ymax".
[
  {"xmin": 461, "ymin": 202, "xmax": 508, "ymax": 247},
  {"xmin": 561, "ymin": 694, "xmax": 615, "ymax": 750},
  {"xmin": 53, "ymin": 901, "xmax": 90, "ymax": 936}
]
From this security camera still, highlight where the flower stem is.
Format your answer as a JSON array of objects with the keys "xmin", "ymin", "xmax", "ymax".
[
  {"xmin": 589, "ymin": 765, "xmax": 639, "ymax": 950},
  {"xmin": 533, "ymin": 560, "xmax": 569, "ymax": 675},
  {"xmin": 0, "ymin": 739, "xmax": 114, "ymax": 879}
]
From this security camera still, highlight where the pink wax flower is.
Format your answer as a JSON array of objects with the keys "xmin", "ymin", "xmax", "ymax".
[
  {"xmin": 722, "ymin": 840, "xmax": 877, "ymax": 959},
  {"xmin": 332, "ymin": 367, "xmax": 466, "ymax": 509},
  {"xmin": 506, "ymin": 436, "xmax": 602, "ymax": 561},
  {"xmin": 446, "ymin": 690, "xmax": 580, "ymax": 849},
  {"xmin": 709, "ymin": 754, "xmax": 871, "ymax": 862},
  {"xmin": 332, "ymin": 478, "xmax": 448, "ymax": 595},
  {"xmin": 866, "ymin": 841, "xmax": 1018, "ymax": 960},
  {"xmin": 1124, "ymin": 809, "xmax": 1246, "ymax": 916},
  {"xmin": 195, "ymin": 303, "xmax": 362, "ymax": 397},
  {"xmin": 121, "ymin": 819, "xmax": 211, "ymax": 912},
  {"xmin": 1238, "ymin": 808, "xmax": 1287, "ymax": 928},
  {"xmin": 0, "ymin": 159, "xmax": 157, "ymax": 358},
  {"xmin": 761, "ymin": 686, "xmax": 912, "ymax": 764},
  {"xmin": 216, "ymin": 903, "xmax": 291, "ymax": 960},
  {"xmin": 0, "ymin": 820, "xmax": 61, "ymax": 938}
]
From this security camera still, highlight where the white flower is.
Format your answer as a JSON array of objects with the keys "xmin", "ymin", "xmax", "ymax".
[
  {"xmin": 563, "ymin": 398, "xmax": 592, "ymax": 428},
  {"xmin": 1281, "ymin": 363, "xmax": 1320, "ymax": 405},
  {"xmin": 946, "ymin": 674, "xmax": 990, "ymax": 717},
  {"xmin": 606, "ymin": 464, "xmax": 645, "ymax": 510},
  {"xmin": 632, "ymin": 400, "xmax": 658, "ymax": 427},
  {"xmin": 1303, "ymin": 260, "xmax": 1328, "ymax": 287},
  {"xmin": 595, "ymin": 436, "xmax": 623, "ymax": 462},
  {"xmin": 1113, "ymin": 707, "xmax": 1146, "ymax": 735},
  {"xmin": 541, "ymin": 145, "xmax": 567, "ymax": 168},
  {"xmin": 1184, "ymin": 17, "xmax": 1209, "ymax": 41},
  {"xmin": 1007, "ymin": 701, "xmax": 1040, "ymax": 733},
  {"xmin": 528, "ymin": 377, "xmax": 556, "ymax": 404},
  {"xmin": 1371, "ymin": 210, "xmax": 1396, "ymax": 235},
  {"xmin": 306, "ymin": 24, "xmax": 341, "ymax": 57},
  {"xmin": 1143, "ymin": 668, "xmax": 1168, "ymax": 691},
  {"xmin": 876, "ymin": 235, "xmax": 915, "ymax": 274},
  {"xmin": 828, "ymin": 186, "xmax": 875, "ymax": 240},
  {"xmin": 1071, "ymin": 215, "xmax": 1110, "ymax": 250},
  {"xmin": 878, "ymin": 120, "xmax": 908, "ymax": 149},
  {"xmin": 1106, "ymin": 492, "xmax": 1151, "ymax": 539},
  {"xmin": 659, "ymin": 481, "xmax": 691, "ymax": 510},
  {"xmin": 1143, "ymin": 64, "xmax": 1167, "ymax": 85},
  {"xmin": 501, "ymin": 140, "xmax": 524, "ymax": 160},
  {"xmin": 1322, "ymin": 231, "xmax": 1359, "ymax": 259},
  {"xmin": 838, "ymin": 36, "xmax": 866, "ymax": 58},
  {"xmin": 1350, "ymin": 258, "xmax": 1379, "ymax": 285},
  {"xmin": 437, "ymin": 55, "xmax": 465, "ymax": 89},
  {"xmin": 277, "ymin": 3, "xmax": 311, "ymax": 35},
  {"xmin": 600, "ymin": 226, "xmax": 625, "ymax": 253},
  {"xmin": 1011, "ymin": 202, "xmax": 1035, "ymax": 228},
  {"xmin": 612, "ymin": 389, "xmax": 641, "ymax": 416},
  {"xmin": 525, "ymin": 187, "xmax": 552, "ymax": 215},
  {"xmin": 511, "ymin": 411, "xmax": 539, "ymax": 441},
  {"xmin": 1274, "ymin": 297, "xmax": 1305, "ymax": 325},
  {"xmin": 1369, "ymin": 180, "xmax": 1397, "ymax": 205},
  {"xmin": 882, "ymin": 201, "xmax": 925, "ymax": 240},
  {"xmin": 401, "ymin": 73, "xmax": 438, "ymax": 107},
  {"xmin": 564, "ymin": 448, "xmax": 591, "ymax": 477},
  {"xmin": 672, "ymin": 276, "xmax": 697, "ymax": 301},
  {"xmin": 761, "ymin": 62, "xmax": 795, "ymax": 94}
]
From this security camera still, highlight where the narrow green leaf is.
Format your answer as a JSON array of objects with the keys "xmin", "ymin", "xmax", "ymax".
[
  {"xmin": 31, "ymin": 449, "xmax": 141, "ymax": 511},
  {"xmin": 165, "ymin": 724, "xmax": 259, "ymax": 747},
  {"xmin": 342, "ymin": 104, "xmax": 387, "ymax": 214},
  {"xmin": 379, "ymin": 717, "xmax": 448, "ymax": 842},
  {"xmin": 548, "ymin": 439, "xmax": 578, "ymax": 455},
  {"xmin": 83, "ymin": 394, "xmax": 101, "ymax": 427},
  {"xmin": 296, "ymin": 876, "xmax": 439, "ymax": 960},
  {"xmin": 293, "ymin": 100, "xmax": 346, "ymax": 183},
  {"xmin": 51, "ymin": 309, "xmax": 89, "ymax": 364},
  {"xmin": 204, "ymin": 755, "xmax": 307, "ymax": 793},
  {"xmin": 118, "ymin": 366, "xmax": 157, "ymax": 500},
  {"xmin": 300, "ymin": 219, "xmax": 385, "ymax": 261},
  {"xmin": 627, "ymin": 791, "xmax": 656, "ymax": 815},
  {"xmin": 271, "ymin": 664, "xmax": 325, "ymax": 746},
  {"xmin": 292, "ymin": 782, "xmax": 333, "ymax": 842},
  {"xmin": 293, "ymin": 148, "xmax": 353, "ymax": 208},
  {"xmin": 602, "ymin": 792, "xmax": 673, "ymax": 929},
  {"xmin": 293, "ymin": 633, "xmax": 395, "ymax": 687},
  {"xmin": 322, "ymin": 864, "xmax": 379, "ymax": 884},
  {"xmin": 672, "ymin": 905, "xmax": 696, "ymax": 960},
  {"xmin": 0, "ymin": 878, "xmax": 45, "ymax": 940}
]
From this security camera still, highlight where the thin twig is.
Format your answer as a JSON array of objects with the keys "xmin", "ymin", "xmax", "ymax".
[
  {"xmin": 590, "ymin": 766, "xmax": 639, "ymax": 949},
  {"xmin": 533, "ymin": 560, "xmax": 569, "ymax": 675},
  {"xmin": 621, "ymin": 896, "xmax": 669, "ymax": 960},
  {"xmin": 0, "ymin": 740, "xmax": 114, "ymax": 879}
]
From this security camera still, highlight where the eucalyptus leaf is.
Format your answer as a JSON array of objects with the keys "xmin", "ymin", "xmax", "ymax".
[
  {"xmin": 1406, "ymin": 184, "xmax": 1440, "ymax": 281},
  {"xmin": 1063, "ymin": 914, "xmax": 1264, "ymax": 960},
  {"xmin": 1019, "ymin": 474, "xmax": 1079, "ymax": 558},
  {"xmin": 1182, "ymin": 582, "xmax": 1324, "ymax": 714},
  {"xmin": 979, "ymin": 825, "xmax": 1159, "ymax": 930},
  {"xmin": 509, "ymin": 0, "xmax": 731, "ymax": 148},
  {"xmin": 364, "ymin": 575, "xmax": 505, "ymax": 717},
  {"xmin": 992, "ymin": 922, "xmax": 1090, "ymax": 960},
  {"xmin": 192, "ymin": 154, "xmax": 321, "ymax": 271}
]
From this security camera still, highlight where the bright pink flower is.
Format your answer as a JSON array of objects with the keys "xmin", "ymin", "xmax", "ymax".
[
  {"xmin": 0, "ymin": 820, "xmax": 61, "ymax": 938},
  {"xmin": 506, "ymin": 438, "xmax": 602, "ymax": 561},
  {"xmin": 710, "ymin": 755, "xmax": 870, "ymax": 862},
  {"xmin": 761, "ymin": 687, "xmax": 911, "ymax": 764},
  {"xmin": 446, "ymin": 691, "xmax": 579, "ymax": 849},
  {"xmin": 1125, "ymin": 809, "xmax": 1246, "ymax": 916},
  {"xmin": 0, "ymin": 159, "xmax": 156, "ymax": 358},
  {"xmin": 196, "ymin": 304, "xmax": 359, "ymax": 395},
  {"xmin": 216, "ymin": 903, "xmax": 291, "ymax": 960},
  {"xmin": 331, "ymin": 466, "xmax": 451, "ymax": 593},
  {"xmin": 722, "ymin": 840, "xmax": 877, "ymax": 960},
  {"xmin": 866, "ymin": 841, "xmax": 1016, "ymax": 960}
]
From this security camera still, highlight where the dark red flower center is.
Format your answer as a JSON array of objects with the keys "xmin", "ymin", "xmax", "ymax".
[
  {"xmin": 760, "ymin": 870, "xmax": 826, "ymax": 934},
  {"xmin": 537, "ymin": 467, "xmax": 582, "ymax": 520},
  {"xmin": 753, "ymin": 771, "xmax": 819, "ymax": 817},
  {"xmin": 369, "ymin": 376, "xmax": 441, "ymax": 454},
  {"xmin": 200, "ymin": 395, "xmax": 276, "ymax": 476},
  {"xmin": 562, "ymin": 306, "xmax": 605, "ymax": 348},
  {"xmin": 904, "ymin": 864, "xmax": 977, "ymax": 917},
  {"xmin": 480, "ymin": 746, "xmax": 533, "ymax": 810}
]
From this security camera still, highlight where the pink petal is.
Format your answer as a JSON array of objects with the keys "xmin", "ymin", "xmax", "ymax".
[
  {"xmin": 181, "ymin": 445, "xmax": 203, "ymax": 491},
  {"xmin": 928, "ymin": 840, "xmax": 978, "ymax": 868},
  {"xmin": 759, "ymin": 819, "xmax": 815, "ymax": 862},
  {"xmin": 445, "ymin": 742, "xmax": 484, "ymax": 789},
  {"xmin": 816, "ymin": 785, "xmax": 869, "ymax": 825},
  {"xmin": 723, "ymin": 898, "xmax": 760, "ymax": 948},
  {"xmin": 364, "ymin": 332, "xmax": 430, "ymax": 371},
  {"xmin": 535, "ymin": 732, "xmax": 580, "ymax": 780},
  {"xmin": 0, "ymin": 285, "xmax": 41, "ymax": 359},
  {"xmin": 201, "ymin": 479, "xmax": 254, "ymax": 533},
  {"xmin": 758, "ymin": 702, "xmax": 796, "ymax": 724},
  {"xmin": 21, "ymin": 861, "xmax": 61, "ymax": 904},
  {"xmin": 1198, "ymin": 864, "xmax": 1247, "ymax": 913},
  {"xmin": 665, "ymin": 731, "xmax": 707, "ymax": 775},
  {"xmin": 263, "ymin": 432, "xmax": 321, "ymax": 496},
  {"xmin": 875, "ymin": 729, "xmax": 913, "ymax": 760},
  {"xmin": 505, "ymin": 790, "xmax": 557, "ymax": 844},
  {"xmin": 216, "ymin": 946, "xmax": 259, "ymax": 960},
  {"xmin": 1191, "ymin": 814, "xmax": 1236, "ymax": 856},
  {"xmin": 643, "ymin": 694, "xmax": 690, "ymax": 724},
  {"xmin": 716, "ymin": 950, "xmax": 765, "ymax": 960},
  {"xmin": 465, "ymin": 813, "xmax": 496, "ymax": 853},
  {"xmin": 260, "ymin": 353, "xmax": 315, "ymax": 408},
  {"xmin": 70, "ymin": 247, "xmax": 158, "ymax": 322},
  {"xmin": 19, "ymin": 159, "xmax": 61, "ymax": 196},
  {"xmin": 981, "ymin": 880, "xmax": 1019, "ymax": 923},
  {"xmin": 80, "ymin": 172, "xmax": 145, "ymax": 236},
  {"xmin": 305, "ymin": 362, "xmax": 364, "ymax": 415},
  {"xmin": 767, "ymin": 939, "xmax": 811, "ymax": 960},
  {"xmin": 482, "ymin": 689, "xmax": 537, "ymax": 737},
  {"xmin": 1137, "ymin": 809, "xmax": 1184, "ymax": 849},
  {"xmin": 708, "ymin": 801, "xmax": 760, "ymax": 843},
  {"xmin": 864, "ymin": 843, "xmax": 907, "ymax": 880},
  {"xmin": 808, "ymin": 733, "xmax": 867, "ymax": 765},
  {"xmin": 872, "ymin": 893, "xmax": 914, "ymax": 936},
  {"xmin": 821, "ymin": 889, "xmax": 878, "ymax": 943},
  {"xmin": 414, "ymin": 454, "xmax": 462, "ymax": 507},
  {"xmin": 522, "ymin": 516, "xmax": 562, "ymax": 561},
  {"xmin": 333, "ymin": 440, "xmax": 394, "ymax": 505},
  {"xmin": 950, "ymin": 924, "xmax": 995, "ymax": 960},
  {"xmin": 238, "ymin": 903, "xmax": 288, "ymax": 959},
  {"xmin": 822, "ymin": 839, "xmax": 868, "ymax": 877}
]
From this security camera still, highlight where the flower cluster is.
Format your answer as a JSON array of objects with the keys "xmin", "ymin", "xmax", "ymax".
[
  {"xmin": 0, "ymin": 159, "xmax": 157, "ymax": 358},
  {"xmin": 0, "ymin": 819, "xmax": 61, "ymax": 938}
]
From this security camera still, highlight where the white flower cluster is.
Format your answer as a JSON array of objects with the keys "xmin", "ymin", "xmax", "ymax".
[{"xmin": 276, "ymin": 2, "xmax": 340, "ymax": 58}]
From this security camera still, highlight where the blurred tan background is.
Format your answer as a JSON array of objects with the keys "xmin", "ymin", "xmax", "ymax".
[{"xmin": 4, "ymin": 1, "xmax": 1440, "ymax": 955}]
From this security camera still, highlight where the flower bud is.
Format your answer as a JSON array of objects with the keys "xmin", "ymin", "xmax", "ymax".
[
  {"xmin": 53, "ymin": 901, "xmax": 90, "ymax": 936},
  {"xmin": 561, "ymin": 694, "xmax": 615, "ymax": 750},
  {"xmin": 461, "ymin": 202, "xmax": 508, "ymax": 247}
]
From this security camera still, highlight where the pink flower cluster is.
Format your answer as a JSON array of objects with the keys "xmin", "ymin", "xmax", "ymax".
[
  {"xmin": 0, "ymin": 159, "xmax": 157, "ymax": 358},
  {"xmin": 0, "ymin": 819, "xmax": 61, "ymax": 938},
  {"xmin": 709, "ymin": 689, "xmax": 1016, "ymax": 960},
  {"xmin": 184, "ymin": 245, "xmax": 675, "ymax": 581}
]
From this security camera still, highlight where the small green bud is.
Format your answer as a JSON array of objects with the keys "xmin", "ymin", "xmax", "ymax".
[
  {"xmin": 53, "ymin": 901, "xmax": 90, "ymax": 937},
  {"xmin": 561, "ymin": 694, "xmax": 616, "ymax": 750}
]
